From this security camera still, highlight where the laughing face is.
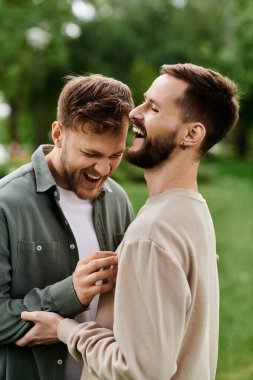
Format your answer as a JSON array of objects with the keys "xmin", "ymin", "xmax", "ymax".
[
  {"xmin": 125, "ymin": 74, "xmax": 188, "ymax": 169},
  {"xmin": 54, "ymin": 121, "xmax": 128, "ymax": 200},
  {"xmin": 125, "ymin": 119, "xmax": 178, "ymax": 169}
]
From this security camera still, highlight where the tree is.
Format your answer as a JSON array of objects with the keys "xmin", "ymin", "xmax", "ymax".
[
  {"xmin": 1, "ymin": 0, "xmax": 252, "ymax": 156},
  {"xmin": 0, "ymin": 0, "xmax": 74, "ymax": 146}
]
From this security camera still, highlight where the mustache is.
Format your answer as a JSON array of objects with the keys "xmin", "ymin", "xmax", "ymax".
[{"xmin": 131, "ymin": 119, "xmax": 145, "ymax": 129}]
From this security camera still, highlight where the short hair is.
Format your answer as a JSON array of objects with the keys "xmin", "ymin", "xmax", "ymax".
[
  {"xmin": 57, "ymin": 74, "xmax": 134, "ymax": 135},
  {"xmin": 160, "ymin": 63, "xmax": 239, "ymax": 156}
]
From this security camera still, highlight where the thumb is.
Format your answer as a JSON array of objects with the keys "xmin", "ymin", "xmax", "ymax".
[{"xmin": 20, "ymin": 311, "xmax": 36, "ymax": 322}]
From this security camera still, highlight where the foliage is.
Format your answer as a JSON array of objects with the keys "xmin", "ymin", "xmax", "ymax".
[
  {"xmin": 1, "ymin": 0, "xmax": 253, "ymax": 154},
  {"xmin": 0, "ymin": 0, "xmax": 75, "ymax": 145}
]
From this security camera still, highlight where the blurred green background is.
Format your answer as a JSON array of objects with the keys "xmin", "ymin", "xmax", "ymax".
[{"xmin": 0, "ymin": 0, "xmax": 252, "ymax": 379}]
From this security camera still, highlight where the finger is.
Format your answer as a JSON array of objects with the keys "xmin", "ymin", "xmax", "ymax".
[
  {"xmin": 80, "ymin": 251, "xmax": 117, "ymax": 265},
  {"xmin": 86, "ymin": 256, "xmax": 118, "ymax": 274},
  {"xmin": 96, "ymin": 281, "xmax": 115, "ymax": 294},
  {"xmin": 89, "ymin": 267, "xmax": 117, "ymax": 285},
  {"xmin": 15, "ymin": 337, "xmax": 28, "ymax": 346},
  {"xmin": 15, "ymin": 329, "xmax": 34, "ymax": 346},
  {"xmin": 75, "ymin": 272, "xmax": 117, "ymax": 304},
  {"xmin": 20, "ymin": 311, "xmax": 36, "ymax": 322},
  {"xmin": 87, "ymin": 281, "xmax": 115, "ymax": 299},
  {"xmin": 15, "ymin": 337, "xmax": 23, "ymax": 346}
]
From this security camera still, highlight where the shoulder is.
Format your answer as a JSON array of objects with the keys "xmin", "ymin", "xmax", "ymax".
[
  {"xmin": 0, "ymin": 162, "xmax": 34, "ymax": 196},
  {"xmin": 147, "ymin": 189, "xmax": 208, "ymax": 228},
  {"xmin": 98, "ymin": 177, "xmax": 134, "ymax": 222},
  {"xmin": 124, "ymin": 189, "xmax": 210, "ymax": 250},
  {"xmin": 105, "ymin": 177, "xmax": 128, "ymax": 195},
  {"xmin": 104, "ymin": 177, "xmax": 132, "ymax": 204}
]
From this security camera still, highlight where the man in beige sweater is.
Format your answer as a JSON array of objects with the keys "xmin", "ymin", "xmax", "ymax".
[{"xmin": 17, "ymin": 63, "xmax": 239, "ymax": 380}]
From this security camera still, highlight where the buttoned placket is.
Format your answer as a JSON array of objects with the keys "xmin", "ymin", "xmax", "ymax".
[{"xmin": 53, "ymin": 187, "xmax": 79, "ymax": 257}]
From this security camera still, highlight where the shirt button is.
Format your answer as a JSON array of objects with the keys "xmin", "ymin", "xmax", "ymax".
[
  {"xmin": 64, "ymin": 220, "xmax": 68, "ymax": 225},
  {"xmin": 70, "ymin": 244, "xmax": 76, "ymax": 250},
  {"xmin": 54, "ymin": 191, "xmax": 58, "ymax": 197},
  {"xmin": 57, "ymin": 359, "xmax": 63, "ymax": 365},
  {"xmin": 37, "ymin": 245, "xmax": 42, "ymax": 251}
]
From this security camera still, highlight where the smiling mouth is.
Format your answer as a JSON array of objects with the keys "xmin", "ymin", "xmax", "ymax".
[
  {"xmin": 83, "ymin": 172, "xmax": 101, "ymax": 182},
  {"xmin": 133, "ymin": 126, "xmax": 147, "ymax": 138}
]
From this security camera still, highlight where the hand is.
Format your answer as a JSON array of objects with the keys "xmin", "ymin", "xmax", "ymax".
[
  {"xmin": 15, "ymin": 311, "xmax": 63, "ymax": 347},
  {"xmin": 73, "ymin": 251, "xmax": 118, "ymax": 306}
]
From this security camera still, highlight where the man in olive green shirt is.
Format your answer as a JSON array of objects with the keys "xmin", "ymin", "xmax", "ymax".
[{"xmin": 0, "ymin": 74, "xmax": 134, "ymax": 380}]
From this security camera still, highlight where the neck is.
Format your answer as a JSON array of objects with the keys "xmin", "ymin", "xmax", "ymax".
[
  {"xmin": 144, "ymin": 152, "xmax": 200, "ymax": 197},
  {"xmin": 45, "ymin": 147, "xmax": 66, "ymax": 188}
]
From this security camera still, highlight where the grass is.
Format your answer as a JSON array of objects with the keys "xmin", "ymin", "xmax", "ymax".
[{"xmin": 118, "ymin": 157, "xmax": 253, "ymax": 380}]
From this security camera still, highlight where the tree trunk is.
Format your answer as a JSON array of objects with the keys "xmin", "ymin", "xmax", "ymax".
[
  {"xmin": 235, "ymin": 121, "xmax": 249, "ymax": 158},
  {"xmin": 9, "ymin": 99, "xmax": 20, "ymax": 143}
]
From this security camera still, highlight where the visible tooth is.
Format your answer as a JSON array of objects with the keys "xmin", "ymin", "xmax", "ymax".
[
  {"xmin": 133, "ymin": 126, "xmax": 144, "ymax": 136},
  {"xmin": 87, "ymin": 174, "xmax": 100, "ymax": 180}
]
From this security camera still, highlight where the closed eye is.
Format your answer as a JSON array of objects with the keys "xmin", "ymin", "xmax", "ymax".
[
  {"xmin": 81, "ymin": 150, "xmax": 123, "ymax": 159},
  {"xmin": 81, "ymin": 150, "xmax": 102, "ymax": 158},
  {"xmin": 143, "ymin": 93, "xmax": 160, "ymax": 113},
  {"xmin": 110, "ymin": 153, "xmax": 123, "ymax": 159},
  {"xmin": 84, "ymin": 152, "xmax": 101, "ymax": 158}
]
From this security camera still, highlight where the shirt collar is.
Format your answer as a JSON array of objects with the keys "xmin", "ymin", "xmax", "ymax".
[{"xmin": 32, "ymin": 145, "xmax": 56, "ymax": 192}]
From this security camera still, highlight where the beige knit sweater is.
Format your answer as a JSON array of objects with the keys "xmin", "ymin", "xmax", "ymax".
[{"xmin": 58, "ymin": 189, "xmax": 219, "ymax": 380}]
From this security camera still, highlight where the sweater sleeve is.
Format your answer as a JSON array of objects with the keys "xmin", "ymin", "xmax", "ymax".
[{"xmin": 58, "ymin": 239, "xmax": 191, "ymax": 380}]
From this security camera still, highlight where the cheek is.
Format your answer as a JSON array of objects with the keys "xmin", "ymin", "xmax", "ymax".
[
  {"xmin": 148, "ymin": 119, "xmax": 169, "ymax": 137},
  {"xmin": 75, "ymin": 156, "xmax": 94, "ymax": 168},
  {"xmin": 145, "ymin": 122, "xmax": 156, "ymax": 138},
  {"xmin": 111, "ymin": 157, "xmax": 122, "ymax": 171}
]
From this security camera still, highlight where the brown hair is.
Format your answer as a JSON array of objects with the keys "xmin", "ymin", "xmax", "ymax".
[
  {"xmin": 57, "ymin": 74, "xmax": 134, "ymax": 135},
  {"xmin": 160, "ymin": 63, "xmax": 239, "ymax": 156}
]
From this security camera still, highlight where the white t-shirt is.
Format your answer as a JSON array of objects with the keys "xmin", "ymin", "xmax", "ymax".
[{"xmin": 58, "ymin": 186, "xmax": 100, "ymax": 380}]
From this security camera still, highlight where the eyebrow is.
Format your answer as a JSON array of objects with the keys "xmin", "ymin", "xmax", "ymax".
[
  {"xmin": 143, "ymin": 93, "xmax": 161, "ymax": 108},
  {"xmin": 81, "ymin": 148, "xmax": 124, "ymax": 156}
]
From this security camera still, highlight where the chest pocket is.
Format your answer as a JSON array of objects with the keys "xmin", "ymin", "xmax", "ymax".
[{"xmin": 12, "ymin": 240, "xmax": 60, "ymax": 297}]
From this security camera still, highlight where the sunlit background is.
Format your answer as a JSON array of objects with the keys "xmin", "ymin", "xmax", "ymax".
[{"xmin": 0, "ymin": 1, "xmax": 252, "ymax": 379}]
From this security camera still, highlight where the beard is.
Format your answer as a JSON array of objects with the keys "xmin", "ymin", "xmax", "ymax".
[
  {"xmin": 60, "ymin": 147, "xmax": 103, "ymax": 200},
  {"xmin": 125, "ymin": 129, "xmax": 178, "ymax": 169}
]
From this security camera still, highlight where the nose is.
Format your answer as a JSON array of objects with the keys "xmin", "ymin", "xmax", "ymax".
[
  {"xmin": 129, "ymin": 104, "xmax": 144, "ymax": 120},
  {"xmin": 94, "ymin": 159, "xmax": 111, "ymax": 177}
]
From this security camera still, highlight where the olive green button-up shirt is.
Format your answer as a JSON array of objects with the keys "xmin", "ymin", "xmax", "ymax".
[{"xmin": 0, "ymin": 145, "xmax": 134, "ymax": 380}]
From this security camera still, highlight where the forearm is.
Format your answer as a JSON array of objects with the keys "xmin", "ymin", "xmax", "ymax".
[
  {"xmin": 0, "ymin": 277, "xmax": 86, "ymax": 345},
  {"xmin": 23, "ymin": 276, "xmax": 86, "ymax": 316},
  {"xmin": 0, "ymin": 299, "xmax": 32, "ymax": 344},
  {"xmin": 57, "ymin": 319, "xmax": 126, "ymax": 377}
]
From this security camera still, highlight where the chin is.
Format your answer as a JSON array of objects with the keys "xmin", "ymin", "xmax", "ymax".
[
  {"xmin": 126, "ymin": 146, "xmax": 140, "ymax": 156},
  {"xmin": 75, "ymin": 188, "xmax": 102, "ymax": 200}
]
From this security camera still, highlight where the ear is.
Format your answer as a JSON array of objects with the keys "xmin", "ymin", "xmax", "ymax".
[
  {"xmin": 183, "ymin": 122, "xmax": 206, "ymax": 147},
  {"xmin": 51, "ymin": 121, "xmax": 63, "ymax": 148}
]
